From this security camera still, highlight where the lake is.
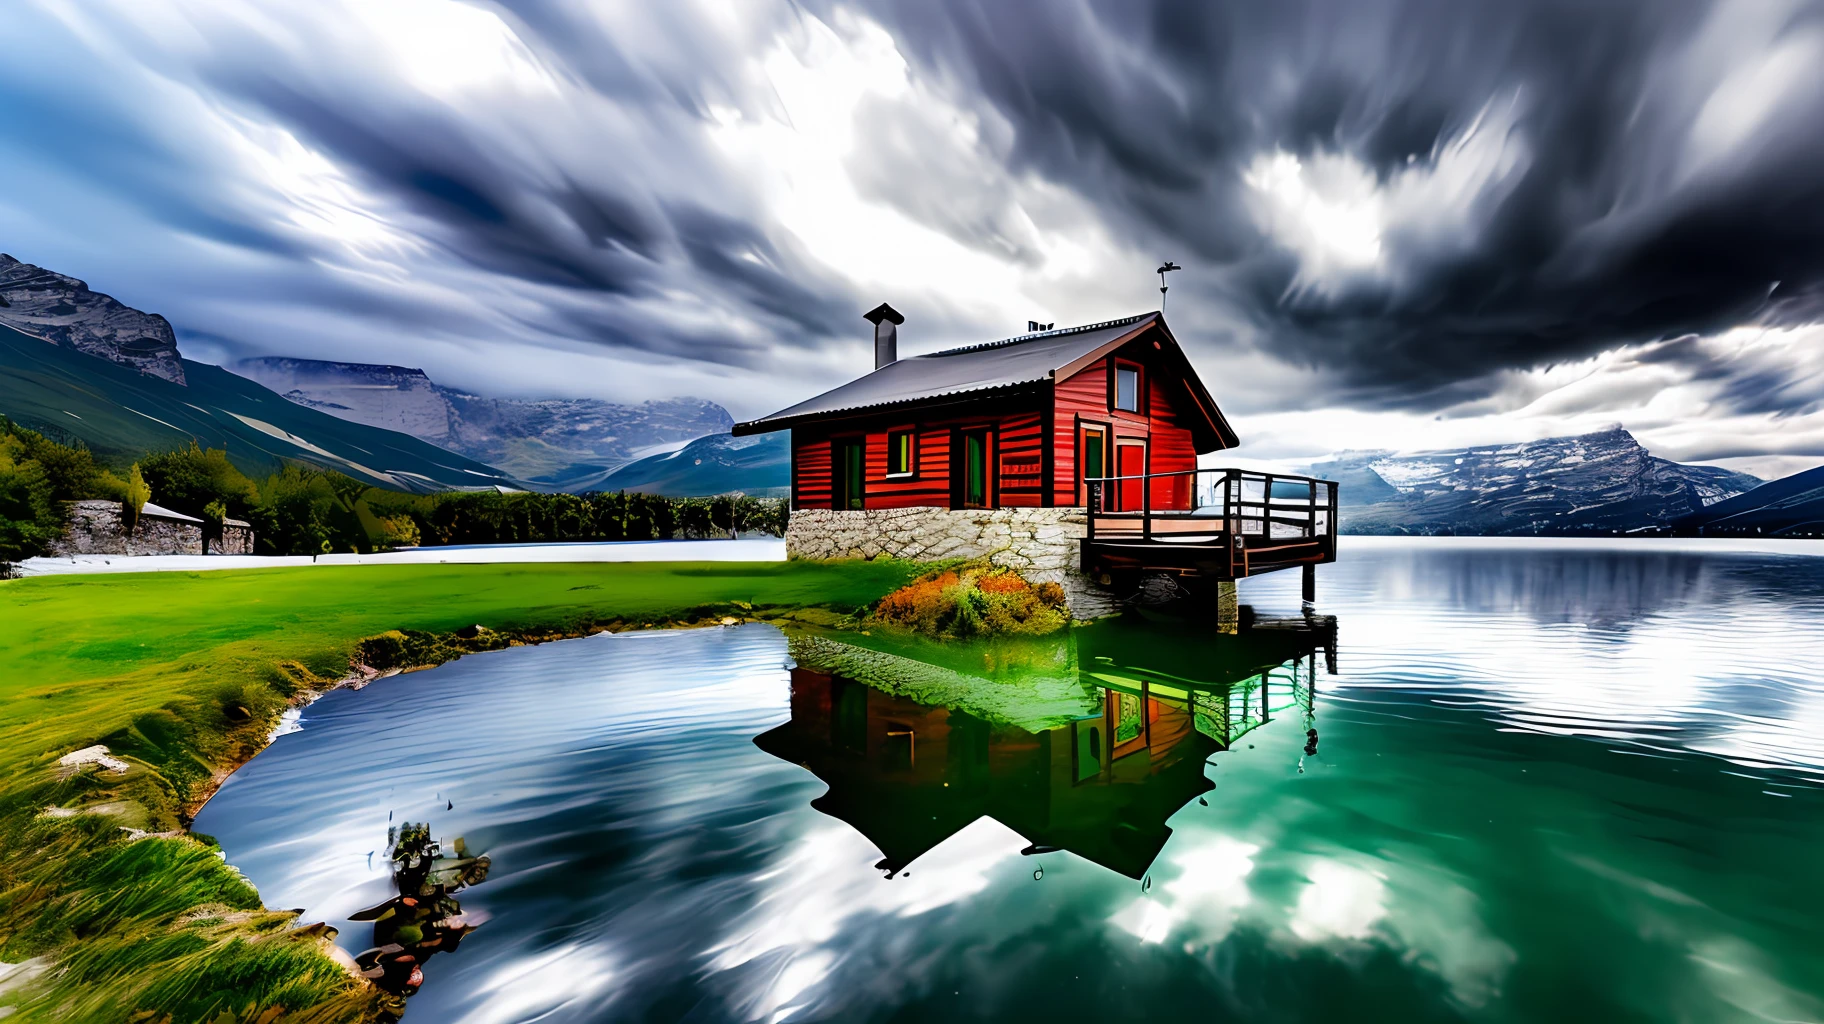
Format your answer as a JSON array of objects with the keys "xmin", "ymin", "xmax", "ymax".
[{"xmin": 192, "ymin": 539, "xmax": 1824, "ymax": 1023}]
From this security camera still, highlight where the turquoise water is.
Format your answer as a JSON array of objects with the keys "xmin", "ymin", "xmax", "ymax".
[{"xmin": 193, "ymin": 540, "xmax": 1824, "ymax": 1022}]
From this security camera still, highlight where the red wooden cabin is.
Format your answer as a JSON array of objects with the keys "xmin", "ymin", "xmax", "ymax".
[
  {"xmin": 733, "ymin": 306, "xmax": 1337, "ymax": 582},
  {"xmin": 733, "ymin": 307, "xmax": 1235, "ymax": 510}
]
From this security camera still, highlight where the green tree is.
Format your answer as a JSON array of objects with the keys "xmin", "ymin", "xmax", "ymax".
[
  {"xmin": 249, "ymin": 466, "xmax": 363, "ymax": 555},
  {"xmin": 123, "ymin": 463, "xmax": 151, "ymax": 536},
  {"xmin": 0, "ymin": 416, "xmax": 124, "ymax": 501},
  {"xmin": 0, "ymin": 442, "xmax": 62, "ymax": 569},
  {"xmin": 139, "ymin": 442, "xmax": 260, "ymax": 521}
]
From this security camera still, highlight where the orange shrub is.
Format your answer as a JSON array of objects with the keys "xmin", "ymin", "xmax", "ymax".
[
  {"xmin": 976, "ymin": 571, "xmax": 1030, "ymax": 595},
  {"xmin": 872, "ymin": 564, "xmax": 1068, "ymax": 637}
]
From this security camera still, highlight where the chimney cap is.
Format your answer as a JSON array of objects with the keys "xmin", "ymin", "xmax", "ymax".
[{"xmin": 863, "ymin": 302, "xmax": 905, "ymax": 326}]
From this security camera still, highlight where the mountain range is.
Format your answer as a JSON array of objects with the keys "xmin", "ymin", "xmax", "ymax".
[
  {"xmin": 0, "ymin": 254, "xmax": 1801, "ymax": 523},
  {"xmin": 230, "ymin": 357, "xmax": 731, "ymax": 489},
  {"xmin": 0, "ymin": 322, "xmax": 522, "ymax": 491},
  {"xmin": 1303, "ymin": 427, "xmax": 1761, "ymax": 535}
]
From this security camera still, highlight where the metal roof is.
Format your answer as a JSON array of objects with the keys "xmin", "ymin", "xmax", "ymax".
[{"xmin": 733, "ymin": 313, "xmax": 1159, "ymax": 433}]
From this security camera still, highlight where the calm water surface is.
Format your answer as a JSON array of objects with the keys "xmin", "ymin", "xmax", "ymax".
[{"xmin": 194, "ymin": 540, "xmax": 1824, "ymax": 1023}]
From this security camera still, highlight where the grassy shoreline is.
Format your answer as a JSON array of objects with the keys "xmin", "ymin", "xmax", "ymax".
[{"xmin": 0, "ymin": 559, "xmax": 919, "ymax": 1022}]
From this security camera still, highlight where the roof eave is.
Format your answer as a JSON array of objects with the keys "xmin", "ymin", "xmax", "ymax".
[
  {"xmin": 731, "ymin": 379, "xmax": 1048, "ymax": 436},
  {"xmin": 1152, "ymin": 317, "xmax": 1241, "ymax": 450}
]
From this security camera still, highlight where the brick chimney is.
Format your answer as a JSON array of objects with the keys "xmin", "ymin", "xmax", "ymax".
[{"xmin": 863, "ymin": 302, "xmax": 904, "ymax": 370}]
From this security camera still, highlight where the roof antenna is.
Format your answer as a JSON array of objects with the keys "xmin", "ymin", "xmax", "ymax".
[{"xmin": 1156, "ymin": 261, "xmax": 1181, "ymax": 307}]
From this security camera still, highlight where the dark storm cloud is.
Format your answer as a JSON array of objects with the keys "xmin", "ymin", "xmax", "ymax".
[
  {"xmin": 836, "ymin": 0, "xmax": 1824, "ymax": 409},
  {"xmin": 5, "ymin": 0, "xmax": 1824, "ymax": 420},
  {"xmin": 213, "ymin": 64, "xmax": 856, "ymax": 354},
  {"xmin": 0, "ymin": 0, "xmax": 870, "ymax": 395}
]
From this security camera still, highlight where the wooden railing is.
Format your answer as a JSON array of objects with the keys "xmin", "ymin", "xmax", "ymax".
[{"xmin": 1084, "ymin": 468, "xmax": 1339, "ymax": 563}]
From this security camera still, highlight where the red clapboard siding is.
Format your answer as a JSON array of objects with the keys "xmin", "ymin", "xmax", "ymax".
[
  {"xmin": 1053, "ymin": 359, "xmax": 1108, "ymax": 503},
  {"xmin": 792, "ymin": 404, "xmax": 1046, "ymax": 510},
  {"xmin": 794, "ymin": 435, "xmax": 833, "ymax": 509},
  {"xmin": 864, "ymin": 421, "xmax": 951, "ymax": 508},
  {"xmin": 998, "ymin": 411, "xmax": 1044, "ymax": 507}
]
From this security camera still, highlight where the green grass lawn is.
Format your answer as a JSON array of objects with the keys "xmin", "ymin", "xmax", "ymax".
[{"xmin": 0, "ymin": 558, "xmax": 917, "ymax": 1023}]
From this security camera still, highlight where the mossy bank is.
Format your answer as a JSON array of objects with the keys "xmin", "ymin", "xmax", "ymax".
[{"xmin": 0, "ymin": 559, "xmax": 919, "ymax": 1022}]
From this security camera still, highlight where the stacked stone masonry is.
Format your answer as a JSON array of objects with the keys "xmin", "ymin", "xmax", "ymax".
[
  {"xmin": 785, "ymin": 506, "xmax": 1121, "ymax": 619},
  {"xmin": 49, "ymin": 500, "xmax": 254, "ymax": 557}
]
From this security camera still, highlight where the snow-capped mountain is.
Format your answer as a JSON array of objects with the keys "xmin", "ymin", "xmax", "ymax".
[{"xmin": 1304, "ymin": 427, "xmax": 1761, "ymax": 535}]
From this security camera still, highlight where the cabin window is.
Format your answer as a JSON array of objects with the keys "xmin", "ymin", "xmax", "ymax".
[
  {"xmin": 836, "ymin": 440, "xmax": 864, "ymax": 510},
  {"xmin": 886, "ymin": 430, "xmax": 915, "ymax": 477},
  {"xmin": 1114, "ymin": 364, "xmax": 1141, "ymax": 412}
]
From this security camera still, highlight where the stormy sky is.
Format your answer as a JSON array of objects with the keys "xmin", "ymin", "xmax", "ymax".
[{"xmin": 3, "ymin": 0, "xmax": 1823, "ymax": 476}]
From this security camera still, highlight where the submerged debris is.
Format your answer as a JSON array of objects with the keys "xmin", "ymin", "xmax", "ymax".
[{"xmin": 349, "ymin": 821, "xmax": 490, "ymax": 1021}]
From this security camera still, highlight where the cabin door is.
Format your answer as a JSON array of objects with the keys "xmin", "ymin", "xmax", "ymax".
[
  {"xmin": 1116, "ymin": 441, "xmax": 1146, "ymax": 511},
  {"xmin": 1080, "ymin": 427, "xmax": 1106, "ymax": 508},
  {"xmin": 955, "ymin": 429, "xmax": 991, "ymax": 509},
  {"xmin": 836, "ymin": 440, "xmax": 864, "ymax": 510}
]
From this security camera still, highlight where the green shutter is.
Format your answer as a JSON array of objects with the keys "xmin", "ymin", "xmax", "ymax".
[
  {"xmin": 844, "ymin": 443, "xmax": 864, "ymax": 509},
  {"xmin": 966, "ymin": 434, "xmax": 985, "ymax": 506}
]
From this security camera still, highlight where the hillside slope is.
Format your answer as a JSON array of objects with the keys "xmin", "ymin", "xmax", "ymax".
[
  {"xmin": 588, "ymin": 431, "xmax": 789, "ymax": 497},
  {"xmin": 1304, "ymin": 427, "xmax": 1760, "ymax": 535},
  {"xmin": 0, "ymin": 325, "xmax": 523, "ymax": 491},
  {"xmin": 1671, "ymin": 465, "xmax": 1824, "ymax": 537}
]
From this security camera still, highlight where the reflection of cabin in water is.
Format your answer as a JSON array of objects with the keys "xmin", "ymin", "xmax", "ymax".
[
  {"xmin": 734, "ymin": 308, "xmax": 1339, "ymax": 601},
  {"xmin": 754, "ymin": 619, "xmax": 1335, "ymax": 879}
]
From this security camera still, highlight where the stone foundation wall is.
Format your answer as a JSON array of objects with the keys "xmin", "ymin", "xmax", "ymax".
[{"xmin": 785, "ymin": 506, "xmax": 1121, "ymax": 619}]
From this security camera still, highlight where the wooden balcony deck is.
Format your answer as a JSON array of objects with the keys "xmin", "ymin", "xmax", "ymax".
[{"xmin": 1082, "ymin": 469, "xmax": 1339, "ymax": 581}]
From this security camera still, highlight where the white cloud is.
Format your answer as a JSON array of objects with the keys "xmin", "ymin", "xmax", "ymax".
[
  {"xmin": 1223, "ymin": 322, "xmax": 1824, "ymax": 477},
  {"xmin": 1243, "ymin": 94, "xmax": 1529, "ymax": 300}
]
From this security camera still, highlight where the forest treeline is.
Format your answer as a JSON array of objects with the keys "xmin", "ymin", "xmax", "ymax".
[{"xmin": 0, "ymin": 417, "xmax": 787, "ymax": 566}]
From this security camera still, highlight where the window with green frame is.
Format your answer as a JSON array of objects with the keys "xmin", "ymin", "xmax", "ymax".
[{"xmin": 886, "ymin": 430, "xmax": 915, "ymax": 476}]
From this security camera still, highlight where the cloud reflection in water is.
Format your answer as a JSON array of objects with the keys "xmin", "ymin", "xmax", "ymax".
[{"xmin": 190, "ymin": 543, "xmax": 1824, "ymax": 1021}]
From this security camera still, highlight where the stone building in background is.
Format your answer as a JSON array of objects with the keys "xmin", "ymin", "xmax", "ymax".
[{"xmin": 50, "ymin": 500, "xmax": 254, "ymax": 557}]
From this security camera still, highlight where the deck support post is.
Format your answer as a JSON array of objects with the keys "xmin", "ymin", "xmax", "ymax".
[
  {"xmin": 1301, "ymin": 563, "xmax": 1316, "ymax": 611},
  {"xmin": 1216, "ymin": 580, "xmax": 1238, "ymax": 634}
]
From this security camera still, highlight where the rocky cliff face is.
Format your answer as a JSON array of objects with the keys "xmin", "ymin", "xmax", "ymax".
[
  {"xmin": 230, "ymin": 358, "xmax": 455, "ymax": 438},
  {"xmin": 0, "ymin": 255, "xmax": 186, "ymax": 385},
  {"xmin": 1307, "ymin": 427, "xmax": 1762, "ymax": 535},
  {"xmin": 231, "ymin": 357, "xmax": 733, "ymax": 487}
]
